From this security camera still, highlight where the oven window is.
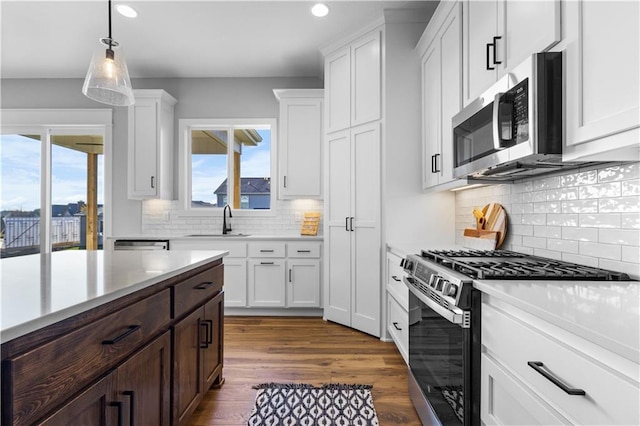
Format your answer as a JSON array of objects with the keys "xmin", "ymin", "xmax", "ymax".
[
  {"xmin": 410, "ymin": 298, "xmax": 465, "ymax": 425},
  {"xmin": 453, "ymin": 103, "xmax": 496, "ymax": 168}
]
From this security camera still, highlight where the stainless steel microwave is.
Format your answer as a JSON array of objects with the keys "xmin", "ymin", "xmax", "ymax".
[{"xmin": 452, "ymin": 52, "xmax": 585, "ymax": 181}]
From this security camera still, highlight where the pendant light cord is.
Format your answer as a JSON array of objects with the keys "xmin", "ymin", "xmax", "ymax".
[{"xmin": 107, "ymin": 0, "xmax": 113, "ymax": 48}]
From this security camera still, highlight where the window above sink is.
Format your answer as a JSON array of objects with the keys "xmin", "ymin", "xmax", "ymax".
[{"xmin": 177, "ymin": 118, "xmax": 276, "ymax": 217}]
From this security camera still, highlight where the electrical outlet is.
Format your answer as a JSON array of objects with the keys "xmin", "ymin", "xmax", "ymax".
[{"xmin": 294, "ymin": 212, "xmax": 302, "ymax": 222}]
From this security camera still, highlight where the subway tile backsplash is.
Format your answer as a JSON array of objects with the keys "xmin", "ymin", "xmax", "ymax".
[
  {"xmin": 141, "ymin": 198, "xmax": 323, "ymax": 237},
  {"xmin": 455, "ymin": 162, "xmax": 640, "ymax": 279}
]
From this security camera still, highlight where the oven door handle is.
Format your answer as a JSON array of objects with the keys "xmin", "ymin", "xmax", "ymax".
[{"xmin": 403, "ymin": 277, "xmax": 469, "ymax": 328}]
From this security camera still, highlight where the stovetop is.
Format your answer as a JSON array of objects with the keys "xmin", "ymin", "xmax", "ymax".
[{"xmin": 419, "ymin": 249, "xmax": 632, "ymax": 281}]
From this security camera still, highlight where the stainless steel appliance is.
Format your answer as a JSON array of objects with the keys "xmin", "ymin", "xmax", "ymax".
[
  {"xmin": 452, "ymin": 52, "xmax": 592, "ymax": 181},
  {"xmin": 401, "ymin": 249, "xmax": 632, "ymax": 426},
  {"xmin": 113, "ymin": 239, "xmax": 169, "ymax": 250}
]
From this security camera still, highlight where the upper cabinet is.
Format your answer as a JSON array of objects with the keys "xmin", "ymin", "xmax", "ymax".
[
  {"xmin": 462, "ymin": 0, "xmax": 560, "ymax": 105},
  {"xmin": 274, "ymin": 89, "xmax": 324, "ymax": 199},
  {"xmin": 562, "ymin": 0, "xmax": 639, "ymax": 161},
  {"xmin": 418, "ymin": 2, "xmax": 462, "ymax": 190},
  {"xmin": 325, "ymin": 30, "xmax": 381, "ymax": 133},
  {"xmin": 128, "ymin": 89, "xmax": 177, "ymax": 200}
]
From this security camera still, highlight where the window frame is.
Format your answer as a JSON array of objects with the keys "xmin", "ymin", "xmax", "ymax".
[
  {"xmin": 0, "ymin": 108, "xmax": 112, "ymax": 252},
  {"xmin": 177, "ymin": 118, "xmax": 278, "ymax": 217}
]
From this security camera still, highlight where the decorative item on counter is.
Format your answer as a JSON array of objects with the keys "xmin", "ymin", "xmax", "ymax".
[
  {"xmin": 462, "ymin": 203, "xmax": 507, "ymax": 250},
  {"xmin": 300, "ymin": 212, "xmax": 321, "ymax": 236}
]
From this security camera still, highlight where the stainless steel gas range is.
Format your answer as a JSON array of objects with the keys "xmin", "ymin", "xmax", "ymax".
[{"xmin": 401, "ymin": 249, "xmax": 632, "ymax": 426}]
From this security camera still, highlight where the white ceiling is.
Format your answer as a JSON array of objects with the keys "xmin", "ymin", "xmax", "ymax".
[{"xmin": 1, "ymin": 0, "xmax": 437, "ymax": 80}]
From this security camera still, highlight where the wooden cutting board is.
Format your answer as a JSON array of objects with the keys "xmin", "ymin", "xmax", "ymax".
[{"xmin": 479, "ymin": 203, "xmax": 507, "ymax": 248}]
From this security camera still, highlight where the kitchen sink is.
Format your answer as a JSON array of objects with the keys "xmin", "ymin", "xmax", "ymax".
[{"xmin": 185, "ymin": 233, "xmax": 251, "ymax": 237}]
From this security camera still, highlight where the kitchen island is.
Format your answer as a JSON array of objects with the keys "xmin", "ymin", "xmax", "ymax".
[{"xmin": 1, "ymin": 249, "xmax": 228, "ymax": 426}]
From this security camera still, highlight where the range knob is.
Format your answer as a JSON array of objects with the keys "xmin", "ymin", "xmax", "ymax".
[
  {"xmin": 403, "ymin": 260, "xmax": 414, "ymax": 271},
  {"xmin": 444, "ymin": 282, "xmax": 458, "ymax": 297}
]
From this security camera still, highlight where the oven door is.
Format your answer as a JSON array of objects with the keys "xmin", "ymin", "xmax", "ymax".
[{"xmin": 406, "ymin": 284, "xmax": 480, "ymax": 426}]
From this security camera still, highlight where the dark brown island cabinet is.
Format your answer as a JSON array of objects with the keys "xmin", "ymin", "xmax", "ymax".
[{"xmin": 1, "ymin": 259, "xmax": 224, "ymax": 426}]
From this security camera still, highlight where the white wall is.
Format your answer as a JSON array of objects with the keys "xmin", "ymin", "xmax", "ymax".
[
  {"xmin": 455, "ymin": 162, "xmax": 640, "ymax": 279},
  {"xmin": 1, "ymin": 77, "xmax": 323, "ymax": 236}
]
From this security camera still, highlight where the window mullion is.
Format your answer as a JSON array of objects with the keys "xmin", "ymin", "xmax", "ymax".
[{"xmin": 41, "ymin": 128, "xmax": 52, "ymax": 253}]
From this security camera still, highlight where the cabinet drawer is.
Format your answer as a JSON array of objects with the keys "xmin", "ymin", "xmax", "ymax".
[
  {"xmin": 174, "ymin": 264, "xmax": 223, "ymax": 319},
  {"xmin": 248, "ymin": 242, "xmax": 286, "ymax": 258},
  {"xmin": 482, "ymin": 303, "xmax": 640, "ymax": 425},
  {"xmin": 386, "ymin": 252, "xmax": 407, "ymax": 309},
  {"xmin": 287, "ymin": 242, "xmax": 321, "ymax": 258},
  {"xmin": 171, "ymin": 240, "xmax": 247, "ymax": 257},
  {"xmin": 387, "ymin": 295, "xmax": 408, "ymax": 363},
  {"xmin": 4, "ymin": 290, "xmax": 170, "ymax": 426}
]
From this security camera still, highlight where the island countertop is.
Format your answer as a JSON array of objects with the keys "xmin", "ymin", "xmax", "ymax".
[{"xmin": 0, "ymin": 249, "xmax": 228, "ymax": 343}]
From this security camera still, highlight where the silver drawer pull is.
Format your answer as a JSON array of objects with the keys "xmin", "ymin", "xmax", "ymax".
[{"xmin": 527, "ymin": 361, "xmax": 586, "ymax": 396}]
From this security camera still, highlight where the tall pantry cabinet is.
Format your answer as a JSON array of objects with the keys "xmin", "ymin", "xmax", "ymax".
[{"xmin": 322, "ymin": 11, "xmax": 432, "ymax": 337}]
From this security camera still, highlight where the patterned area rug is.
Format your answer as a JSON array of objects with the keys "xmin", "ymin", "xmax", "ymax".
[{"xmin": 247, "ymin": 383, "xmax": 379, "ymax": 426}]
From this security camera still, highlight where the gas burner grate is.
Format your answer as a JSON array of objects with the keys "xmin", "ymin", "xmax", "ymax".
[{"xmin": 419, "ymin": 249, "xmax": 632, "ymax": 281}]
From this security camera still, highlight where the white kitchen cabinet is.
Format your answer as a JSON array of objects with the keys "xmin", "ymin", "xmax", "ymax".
[
  {"xmin": 324, "ymin": 30, "xmax": 381, "ymax": 133},
  {"xmin": 128, "ymin": 89, "xmax": 177, "ymax": 199},
  {"xmin": 462, "ymin": 0, "xmax": 560, "ymax": 105},
  {"xmin": 325, "ymin": 123, "xmax": 381, "ymax": 337},
  {"xmin": 417, "ymin": 2, "xmax": 462, "ymax": 189},
  {"xmin": 274, "ymin": 89, "xmax": 324, "ymax": 199},
  {"xmin": 247, "ymin": 242, "xmax": 286, "ymax": 307},
  {"xmin": 562, "ymin": 0, "xmax": 640, "ymax": 161},
  {"xmin": 248, "ymin": 258, "xmax": 286, "ymax": 307},
  {"xmin": 385, "ymin": 248, "xmax": 408, "ymax": 363},
  {"xmin": 482, "ymin": 295, "xmax": 640, "ymax": 425},
  {"xmin": 286, "ymin": 259, "xmax": 320, "ymax": 308},
  {"xmin": 170, "ymin": 239, "xmax": 248, "ymax": 307}
]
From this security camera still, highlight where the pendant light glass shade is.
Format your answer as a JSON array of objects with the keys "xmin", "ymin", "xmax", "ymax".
[
  {"xmin": 83, "ymin": 39, "xmax": 134, "ymax": 106},
  {"xmin": 82, "ymin": 0, "xmax": 134, "ymax": 106}
]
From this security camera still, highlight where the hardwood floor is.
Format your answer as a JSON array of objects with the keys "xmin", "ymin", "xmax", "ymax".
[{"xmin": 187, "ymin": 316, "xmax": 422, "ymax": 425}]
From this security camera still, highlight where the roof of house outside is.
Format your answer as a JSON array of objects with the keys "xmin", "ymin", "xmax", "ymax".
[{"xmin": 214, "ymin": 177, "xmax": 271, "ymax": 195}]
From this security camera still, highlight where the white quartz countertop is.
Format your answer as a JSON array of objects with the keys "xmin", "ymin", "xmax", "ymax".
[
  {"xmin": 474, "ymin": 279, "xmax": 640, "ymax": 363},
  {"xmin": 0, "ymin": 250, "xmax": 228, "ymax": 343},
  {"xmin": 109, "ymin": 234, "xmax": 323, "ymax": 241}
]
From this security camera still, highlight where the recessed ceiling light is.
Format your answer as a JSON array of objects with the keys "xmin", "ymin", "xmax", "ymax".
[
  {"xmin": 311, "ymin": 3, "xmax": 330, "ymax": 18},
  {"xmin": 115, "ymin": 4, "xmax": 137, "ymax": 18}
]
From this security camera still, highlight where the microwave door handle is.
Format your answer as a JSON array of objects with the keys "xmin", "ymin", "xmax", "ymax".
[{"xmin": 492, "ymin": 92, "xmax": 514, "ymax": 149}]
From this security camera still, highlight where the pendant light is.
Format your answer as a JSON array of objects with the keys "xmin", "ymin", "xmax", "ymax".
[{"xmin": 82, "ymin": 0, "xmax": 134, "ymax": 106}]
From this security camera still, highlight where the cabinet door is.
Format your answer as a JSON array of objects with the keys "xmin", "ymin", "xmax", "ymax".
[
  {"xmin": 173, "ymin": 308, "xmax": 204, "ymax": 426},
  {"xmin": 351, "ymin": 30, "xmax": 381, "ymax": 127},
  {"xmin": 280, "ymin": 98, "xmax": 323, "ymax": 199},
  {"xmin": 248, "ymin": 259, "xmax": 286, "ymax": 307},
  {"xmin": 481, "ymin": 354, "xmax": 568, "ymax": 425},
  {"xmin": 128, "ymin": 99, "xmax": 158, "ymax": 198},
  {"xmin": 287, "ymin": 259, "xmax": 320, "ymax": 308},
  {"xmin": 564, "ymin": 0, "xmax": 639, "ymax": 158},
  {"xmin": 501, "ymin": 1, "xmax": 560, "ymax": 74},
  {"xmin": 422, "ymin": 41, "xmax": 442, "ymax": 189},
  {"xmin": 117, "ymin": 331, "xmax": 171, "ymax": 426},
  {"xmin": 325, "ymin": 130, "xmax": 352, "ymax": 326},
  {"xmin": 39, "ymin": 374, "xmax": 116, "ymax": 426},
  {"xmin": 202, "ymin": 292, "xmax": 224, "ymax": 390},
  {"xmin": 223, "ymin": 258, "xmax": 247, "ymax": 307},
  {"xmin": 325, "ymin": 47, "xmax": 351, "ymax": 133},
  {"xmin": 463, "ymin": 0, "xmax": 499, "ymax": 105},
  {"xmin": 350, "ymin": 123, "xmax": 381, "ymax": 337}
]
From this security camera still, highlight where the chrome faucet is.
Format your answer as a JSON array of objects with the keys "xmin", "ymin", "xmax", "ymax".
[{"xmin": 222, "ymin": 204, "xmax": 233, "ymax": 234}]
